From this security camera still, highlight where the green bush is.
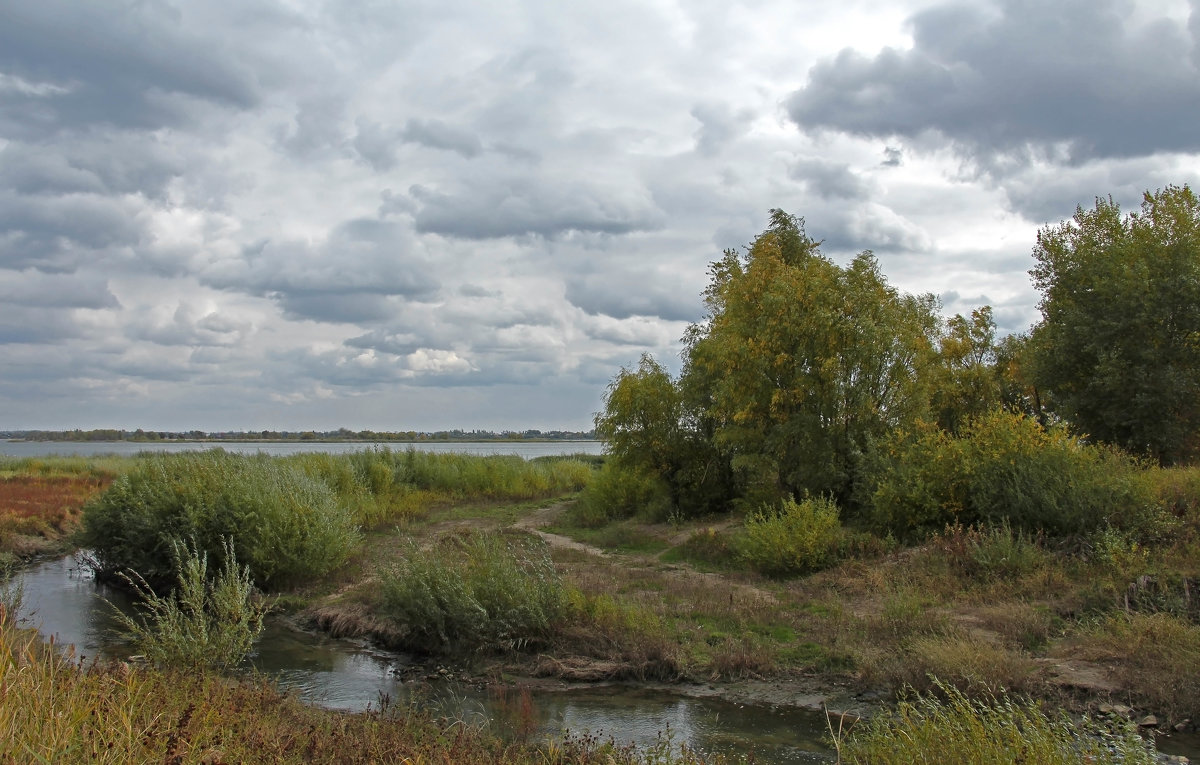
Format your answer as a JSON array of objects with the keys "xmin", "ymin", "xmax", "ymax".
[
  {"xmin": 934, "ymin": 521, "xmax": 1047, "ymax": 581},
  {"xmin": 81, "ymin": 451, "xmax": 360, "ymax": 590},
  {"xmin": 110, "ymin": 537, "xmax": 267, "ymax": 672},
  {"xmin": 736, "ymin": 496, "xmax": 843, "ymax": 577},
  {"xmin": 866, "ymin": 410, "xmax": 1159, "ymax": 538},
  {"xmin": 380, "ymin": 531, "xmax": 565, "ymax": 653},
  {"xmin": 570, "ymin": 462, "xmax": 672, "ymax": 527}
]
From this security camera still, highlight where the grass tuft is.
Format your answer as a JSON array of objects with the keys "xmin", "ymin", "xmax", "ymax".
[{"xmin": 834, "ymin": 680, "xmax": 1158, "ymax": 764}]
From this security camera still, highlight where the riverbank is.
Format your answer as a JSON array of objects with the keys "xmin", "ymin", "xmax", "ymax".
[{"xmin": 302, "ymin": 497, "xmax": 1199, "ymax": 741}]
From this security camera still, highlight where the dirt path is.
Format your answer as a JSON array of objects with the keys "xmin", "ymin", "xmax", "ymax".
[{"xmin": 511, "ymin": 502, "xmax": 608, "ymax": 557}]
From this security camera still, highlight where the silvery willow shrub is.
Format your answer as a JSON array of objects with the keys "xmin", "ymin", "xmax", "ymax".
[
  {"xmin": 82, "ymin": 451, "xmax": 360, "ymax": 590},
  {"xmin": 381, "ymin": 530, "xmax": 565, "ymax": 653}
]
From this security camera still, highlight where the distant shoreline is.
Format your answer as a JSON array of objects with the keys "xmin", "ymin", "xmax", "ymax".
[{"xmin": 5, "ymin": 438, "xmax": 599, "ymax": 444}]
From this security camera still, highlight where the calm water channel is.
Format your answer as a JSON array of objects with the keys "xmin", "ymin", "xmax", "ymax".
[
  {"xmin": 16, "ymin": 553, "xmax": 836, "ymax": 763},
  {"xmin": 0, "ymin": 440, "xmax": 604, "ymax": 459}
]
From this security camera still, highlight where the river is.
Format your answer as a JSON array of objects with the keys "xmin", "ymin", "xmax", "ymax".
[
  {"xmin": 14, "ymin": 553, "xmax": 835, "ymax": 764},
  {"xmin": 1, "ymin": 440, "xmax": 604, "ymax": 459}
]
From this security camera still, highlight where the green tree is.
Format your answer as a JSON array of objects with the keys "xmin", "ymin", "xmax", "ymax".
[
  {"xmin": 594, "ymin": 354, "xmax": 733, "ymax": 516},
  {"xmin": 931, "ymin": 306, "xmax": 1002, "ymax": 435},
  {"xmin": 683, "ymin": 210, "xmax": 940, "ymax": 506},
  {"xmin": 1030, "ymin": 185, "xmax": 1200, "ymax": 465}
]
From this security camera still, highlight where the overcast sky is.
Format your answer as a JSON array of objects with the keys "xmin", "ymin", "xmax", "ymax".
[{"xmin": 2, "ymin": 0, "xmax": 1198, "ymax": 432}]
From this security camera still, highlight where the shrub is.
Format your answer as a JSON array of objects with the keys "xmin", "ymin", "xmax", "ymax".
[
  {"xmin": 380, "ymin": 531, "xmax": 565, "ymax": 653},
  {"xmin": 835, "ymin": 680, "xmax": 1157, "ymax": 765},
  {"xmin": 736, "ymin": 496, "xmax": 843, "ymax": 577},
  {"xmin": 570, "ymin": 462, "xmax": 672, "ymax": 527},
  {"xmin": 81, "ymin": 451, "xmax": 360, "ymax": 590},
  {"xmin": 866, "ymin": 410, "xmax": 1160, "ymax": 538},
  {"xmin": 109, "ymin": 537, "xmax": 267, "ymax": 672},
  {"xmin": 933, "ymin": 521, "xmax": 1047, "ymax": 581}
]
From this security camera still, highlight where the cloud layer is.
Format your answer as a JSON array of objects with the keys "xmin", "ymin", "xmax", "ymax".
[{"xmin": 1, "ymin": 0, "xmax": 1197, "ymax": 430}]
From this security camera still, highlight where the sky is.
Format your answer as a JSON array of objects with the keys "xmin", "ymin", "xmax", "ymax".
[{"xmin": 2, "ymin": 0, "xmax": 1198, "ymax": 432}]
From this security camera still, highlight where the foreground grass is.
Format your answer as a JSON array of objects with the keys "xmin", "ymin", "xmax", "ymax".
[{"xmin": 0, "ymin": 608, "xmax": 721, "ymax": 765}]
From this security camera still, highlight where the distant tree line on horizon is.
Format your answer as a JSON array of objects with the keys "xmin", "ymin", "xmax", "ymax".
[{"xmin": 5, "ymin": 427, "xmax": 598, "ymax": 443}]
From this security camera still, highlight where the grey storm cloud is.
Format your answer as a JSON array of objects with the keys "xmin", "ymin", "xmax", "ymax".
[
  {"xmin": 345, "ymin": 330, "xmax": 428, "ymax": 358},
  {"xmin": 202, "ymin": 219, "xmax": 440, "ymax": 322},
  {"xmin": 401, "ymin": 118, "xmax": 484, "ymax": 158},
  {"xmin": 0, "ymin": 271, "xmax": 119, "ymax": 309},
  {"xmin": 787, "ymin": 0, "xmax": 1200, "ymax": 167},
  {"xmin": 565, "ymin": 273, "xmax": 702, "ymax": 322},
  {"xmin": 0, "ymin": 307, "xmax": 89, "ymax": 345},
  {"xmin": 691, "ymin": 103, "xmax": 751, "ymax": 157},
  {"xmin": 0, "ymin": 190, "xmax": 144, "ymax": 272},
  {"xmin": 410, "ymin": 179, "xmax": 664, "ymax": 240},
  {"xmin": 0, "ymin": 136, "xmax": 185, "ymax": 199},
  {"xmin": 353, "ymin": 117, "xmax": 483, "ymax": 171},
  {"xmin": 0, "ymin": 1, "xmax": 259, "ymax": 137},
  {"xmin": 790, "ymin": 157, "xmax": 871, "ymax": 200},
  {"xmin": 131, "ymin": 304, "xmax": 250, "ymax": 348}
]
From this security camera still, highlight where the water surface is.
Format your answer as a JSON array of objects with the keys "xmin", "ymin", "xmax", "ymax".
[{"xmin": 1, "ymin": 440, "xmax": 603, "ymax": 459}]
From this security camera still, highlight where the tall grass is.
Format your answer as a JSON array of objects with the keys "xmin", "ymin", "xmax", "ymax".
[
  {"xmin": 287, "ymin": 448, "xmax": 595, "ymax": 527},
  {"xmin": 381, "ymin": 530, "xmax": 567, "ymax": 653},
  {"xmin": 1074, "ymin": 612, "xmax": 1200, "ymax": 720},
  {"xmin": 82, "ymin": 451, "xmax": 360, "ymax": 590},
  {"xmin": 834, "ymin": 680, "xmax": 1158, "ymax": 765},
  {"xmin": 0, "ymin": 454, "xmax": 128, "ymax": 480}
]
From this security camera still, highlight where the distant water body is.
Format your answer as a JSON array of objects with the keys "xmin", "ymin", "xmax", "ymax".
[{"xmin": 0, "ymin": 440, "xmax": 604, "ymax": 459}]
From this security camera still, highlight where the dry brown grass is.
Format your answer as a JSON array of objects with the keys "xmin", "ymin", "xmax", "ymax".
[
  {"xmin": 0, "ymin": 475, "xmax": 109, "ymax": 558},
  {"xmin": 1066, "ymin": 612, "xmax": 1200, "ymax": 722}
]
